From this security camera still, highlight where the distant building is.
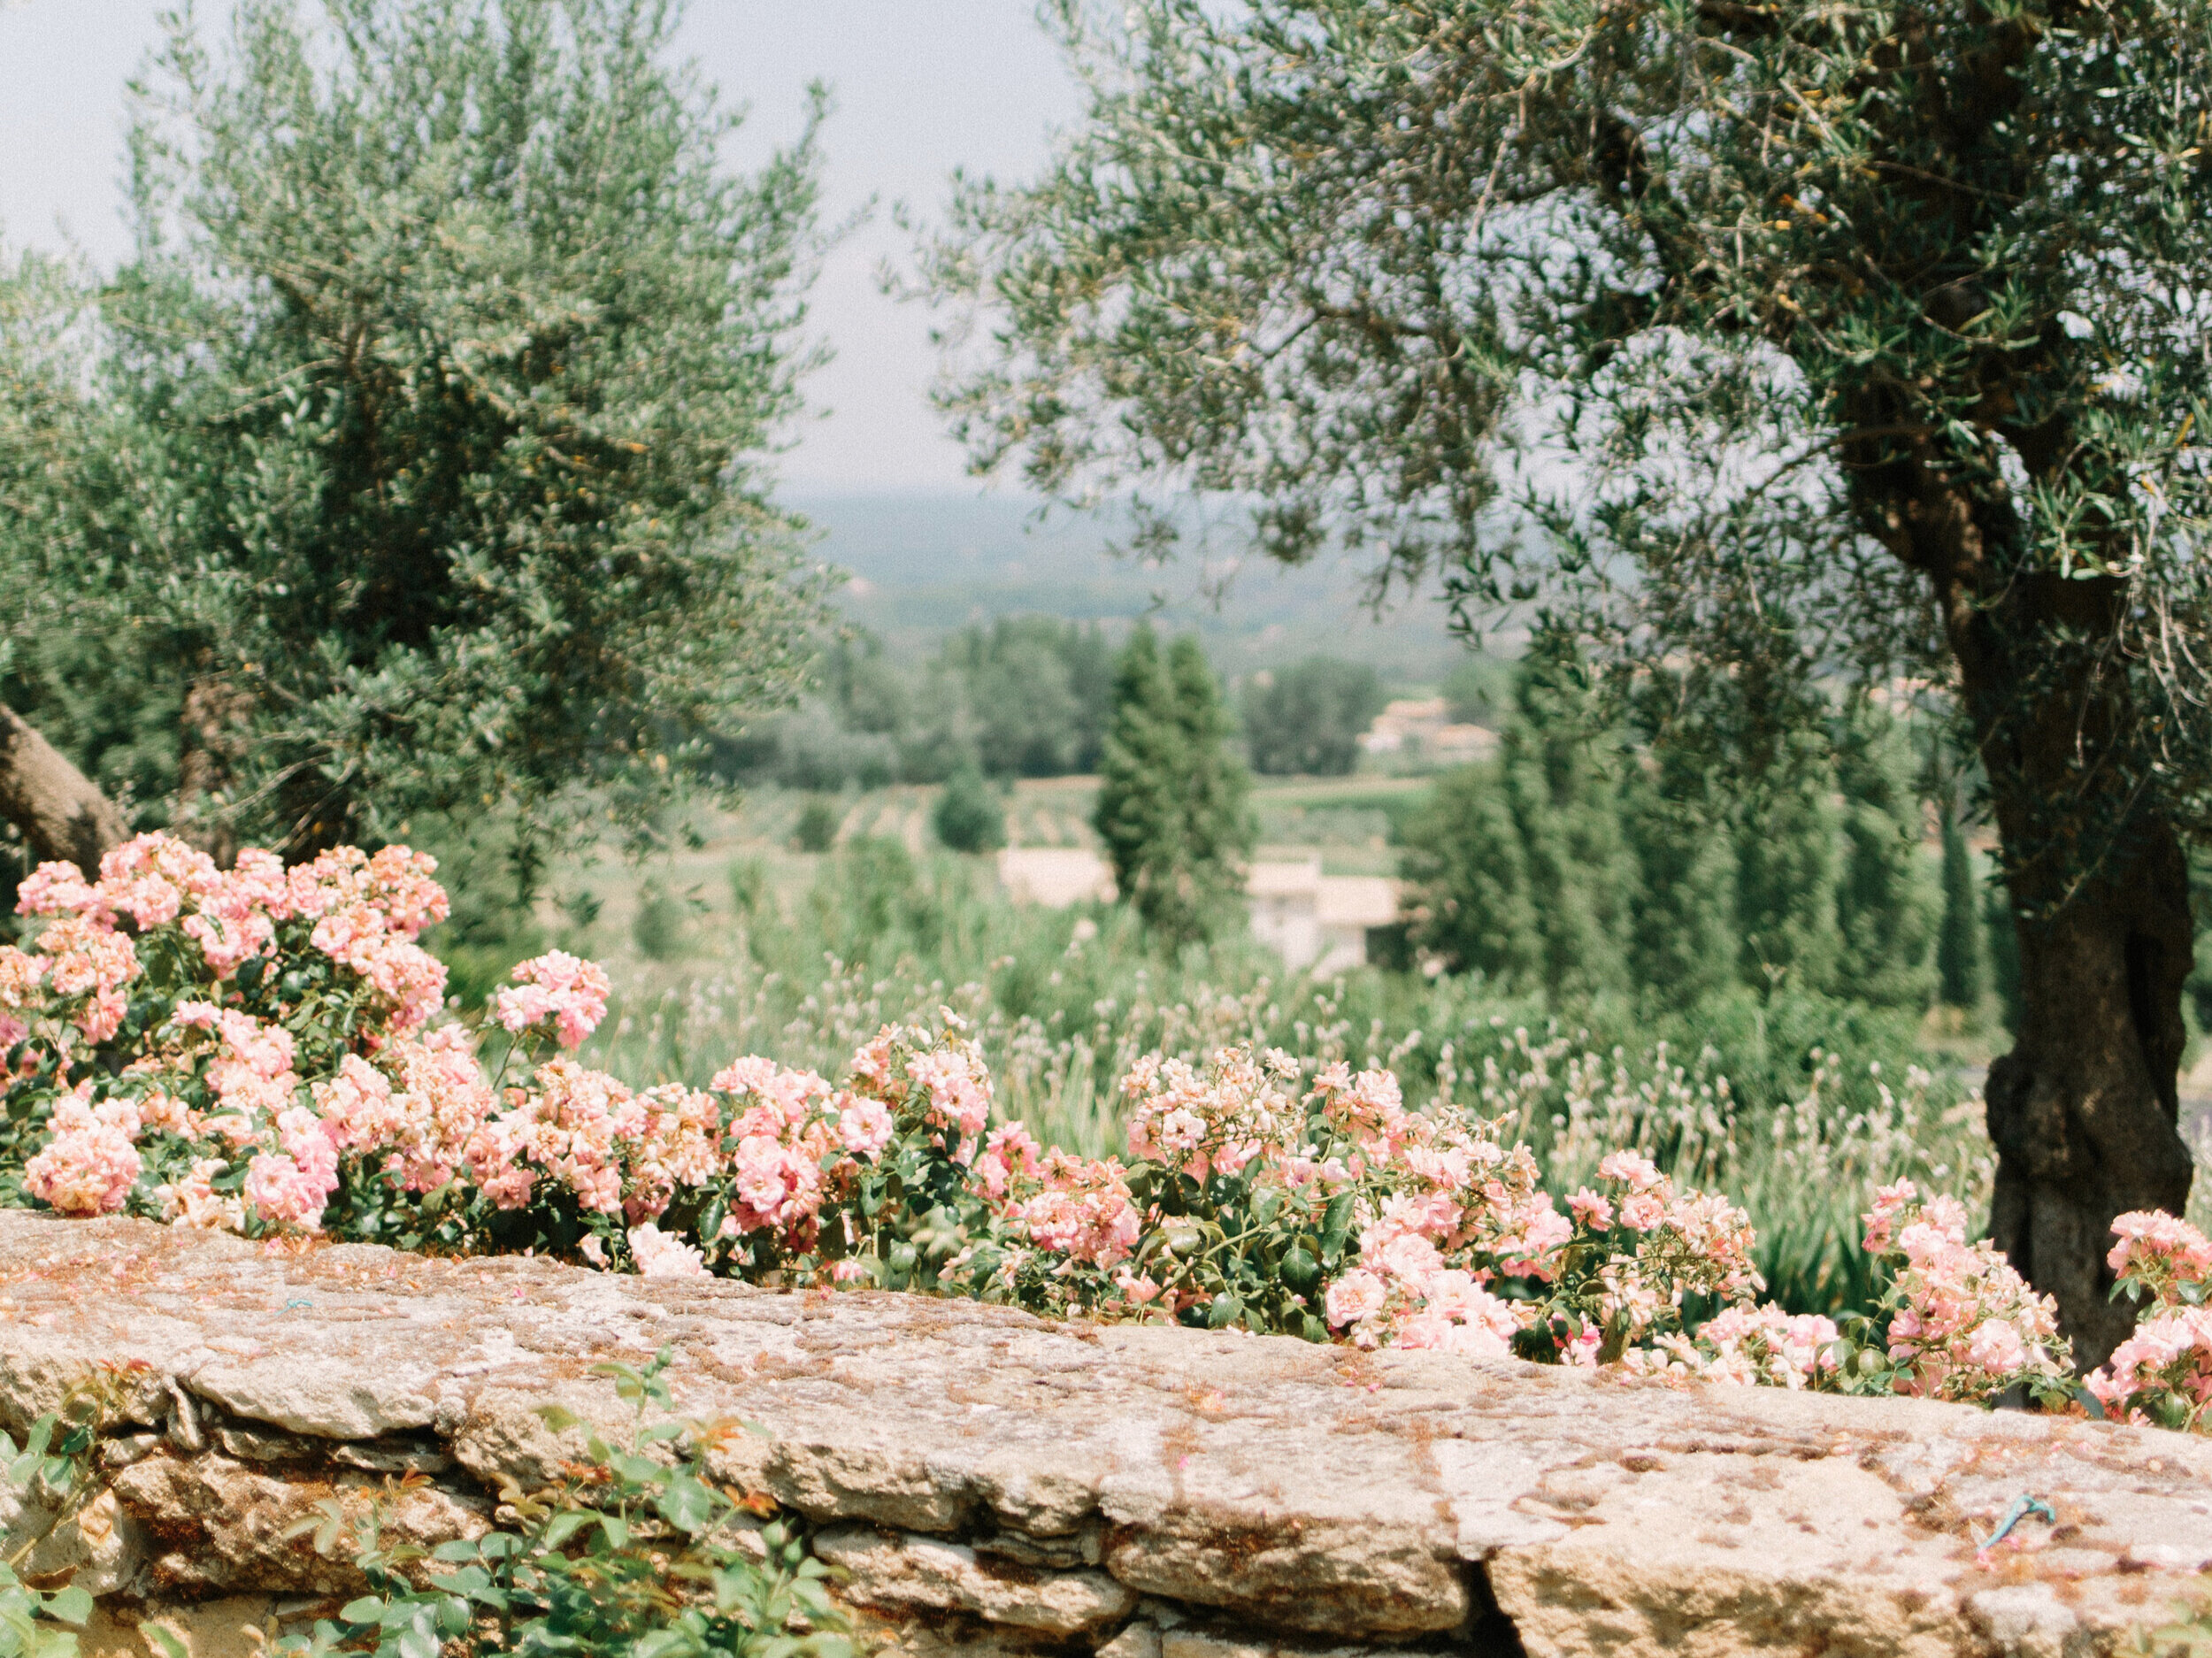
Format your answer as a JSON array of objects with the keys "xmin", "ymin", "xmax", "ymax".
[
  {"xmin": 996, "ymin": 848, "xmax": 1117, "ymax": 908},
  {"xmin": 996, "ymin": 847, "xmax": 1401, "ymax": 971},
  {"xmin": 1247, "ymin": 856, "xmax": 1402, "ymax": 975},
  {"xmin": 1359, "ymin": 697, "xmax": 1499, "ymax": 765}
]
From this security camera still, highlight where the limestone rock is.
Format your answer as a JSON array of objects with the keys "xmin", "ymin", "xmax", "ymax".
[
  {"xmin": 815, "ymin": 1524, "xmax": 1138, "ymax": 1635},
  {"xmin": 10, "ymin": 1485, "xmax": 146, "ymax": 1599},
  {"xmin": 108, "ymin": 1450, "xmax": 487, "ymax": 1595},
  {"xmin": 83, "ymin": 1596, "xmax": 293, "ymax": 1658},
  {"xmin": 188, "ymin": 1362, "xmax": 438, "ymax": 1443},
  {"xmin": 11, "ymin": 1209, "xmax": 2212, "ymax": 1656}
]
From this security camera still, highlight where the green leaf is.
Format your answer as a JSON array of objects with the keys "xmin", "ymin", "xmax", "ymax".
[
  {"xmin": 1318, "ymin": 1194, "xmax": 1355, "ymax": 1265},
  {"xmin": 606, "ymin": 1450, "xmax": 666, "ymax": 1486},
  {"xmin": 42, "ymin": 1587, "xmax": 91, "ymax": 1627},
  {"xmin": 655, "ymin": 1474, "xmax": 722, "ymax": 1537},
  {"xmin": 540, "ymin": 1511, "xmax": 596, "ymax": 1550}
]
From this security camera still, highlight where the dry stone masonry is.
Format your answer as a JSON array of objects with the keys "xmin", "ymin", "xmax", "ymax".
[{"xmin": 3, "ymin": 1211, "xmax": 2211, "ymax": 1657}]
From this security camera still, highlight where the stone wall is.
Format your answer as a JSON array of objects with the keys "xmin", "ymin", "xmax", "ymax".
[{"xmin": 3, "ymin": 1211, "xmax": 2209, "ymax": 1658}]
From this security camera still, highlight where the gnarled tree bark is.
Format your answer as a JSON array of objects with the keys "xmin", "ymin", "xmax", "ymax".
[
  {"xmin": 1964, "ymin": 572, "xmax": 2193, "ymax": 1369},
  {"xmin": 1811, "ymin": 11, "xmax": 2195, "ymax": 1370},
  {"xmin": 1982, "ymin": 842, "xmax": 2193, "ymax": 1369},
  {"xmin": 1847, "ymin": 406, "xmax": 2194, "ymax": 1368},
  {"xmin": 0, "ymin": 702, "xmax": 127, "ymax": 880}
]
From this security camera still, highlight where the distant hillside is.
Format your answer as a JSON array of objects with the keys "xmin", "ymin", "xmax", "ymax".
[{"xmin": 788, "ymin": 490, "xmax": 1479, "ymax": 687}]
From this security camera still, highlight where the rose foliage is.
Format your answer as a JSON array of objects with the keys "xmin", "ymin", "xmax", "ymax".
[{"xmin": 4, "ymin": 833, "xmax": 2206, "ymax": 1421}]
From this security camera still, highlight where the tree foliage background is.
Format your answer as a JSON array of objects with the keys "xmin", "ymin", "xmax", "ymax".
[
  {"xmin": 1242, "ymin": 656, "xmax": 1384, "ymax": 777},
  {"xmin": 1402, "ymin": 649, "xmax": 1936, "ymax": 1010},
  {"xmin": 926, "ymin": 0, "xmax": 2212, "ymax": 778}
]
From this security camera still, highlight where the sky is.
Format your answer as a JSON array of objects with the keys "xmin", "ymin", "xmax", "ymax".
[{"xmin": 0, "ymin": 0, "xmax": 1081, "ymax": 493}]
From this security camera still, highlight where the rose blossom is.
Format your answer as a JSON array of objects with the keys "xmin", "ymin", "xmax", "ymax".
[
  {"xmin": 494, "ymin": 951, "xmax": 612, "ymax": 1050},
  {"xmin": 1325, "ymin": 1269, "xmax": 1386, "ymax": 1329},
  {"xmin": 629, "ymin": 1223, "xmax": 708, "ymax": 1278}
]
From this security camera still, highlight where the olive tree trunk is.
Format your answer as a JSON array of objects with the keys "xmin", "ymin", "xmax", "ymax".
[
  {"xmin": 0, "ymin": 702, "xmax": 127, "ymax": 880},
  {"xmin": 1947, "ymin": 564, "xmax": 2193, "ymax": 1370},
  {"xmin": 1847, "ymin": 406, "xmax": 2196, "ymax": 1368},
  {"xmin": 1982, "ymin": 837, "xmax": 2193, "ymax": 1369}
]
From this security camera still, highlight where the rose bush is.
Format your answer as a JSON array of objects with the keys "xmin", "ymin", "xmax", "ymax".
[
  {"xmin": 1, "ymin": 833, "xmax": 2205, "ymax": 1420},
  {"xmin": 2085, "ymin": 1209, "xmax": 2212, "ymax": 1429}
]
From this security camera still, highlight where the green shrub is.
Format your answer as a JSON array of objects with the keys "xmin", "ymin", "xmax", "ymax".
[
  {"xmin": 790, "ymin": 797, "xmax": 840, "ymax": 854},
  {"xmin": 933, "ymin": 768, "xmax": 1006, "ymax": 853},
  {"xmin": 632, "ymin": 885, "xmax": 690, "ymax": 963}
]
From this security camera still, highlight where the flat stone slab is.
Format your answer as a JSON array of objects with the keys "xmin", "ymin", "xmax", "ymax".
[{"xmin": 4, "ymin": 1210, "xmax": 2211, "ymax": 1656}]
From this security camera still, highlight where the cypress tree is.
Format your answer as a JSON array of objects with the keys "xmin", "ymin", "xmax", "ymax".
[
  {"xmin": 1936, "ymin": 810, "xmax": 1987, "ymax": 1012},
  {"xmin": 1832, "ymin": 721, "xmax": 1936, "ymax": 1009},
  {"xmin": 1400, "ymin": 766, "xmax": 1542, "ymax": 982},
  {"xmin": 1094, "ymin": 626, "xmax": 1185, "ymax": 934},
  {"xmin": 1503, "ymin": 652, "xmax": 1635, "ymax": 998},
  {"xmin": 1093, "ymin": 627, "xmax": 1250, "ymax": 945},
  {"xmin": 1620, "ymin": 751, "xmax": 1738, "ymax": 1011},
  {"xmin": 1166, "ymin": 633, "xmax": 1256, "ymax": 934},
  {"xmin": 1735, "ymin": 733, "xmax": 1843, "ymax": 994}
]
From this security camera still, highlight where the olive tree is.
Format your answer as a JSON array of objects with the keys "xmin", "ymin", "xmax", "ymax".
[
  {"xmin": 926, "ymin": 0, "xmax": 2212, "ymax": 1362},
  {"xmin": 0, "ymin": 0, "xmax": 823, "ymax": 867}
]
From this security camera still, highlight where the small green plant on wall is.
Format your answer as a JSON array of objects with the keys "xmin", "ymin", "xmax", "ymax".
[
  {"xmin": 269, "ymin": 1350, "xmax": 848, "ymax": 1658},
  {"xmin": 1, "ymin": 1371, "xmax": 136, "ymax": 1657},
  {"xmin": 0, "ymin": 1355, "xmax": 843, "ymax": 1658}
]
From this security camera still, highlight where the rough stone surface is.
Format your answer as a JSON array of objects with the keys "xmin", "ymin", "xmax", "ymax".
[
  {"xmin": 107, "ymin": 1451, "xmax": 486, "ymax": 1595},
  {"xmin": 816, "ymin": 1526, "xmax": 1139, "ymax": 1635},
  {"xmin": 5, "ymin": 1212, "xmax": 2212, "ymax": 1655}
]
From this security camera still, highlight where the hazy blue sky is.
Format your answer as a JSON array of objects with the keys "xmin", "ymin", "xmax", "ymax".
[{"xmin": 0, "ymin": 0, "xmax": 1079, "ymax": 492}]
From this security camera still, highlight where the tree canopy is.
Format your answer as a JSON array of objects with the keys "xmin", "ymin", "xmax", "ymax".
[
  {"xmin": 1242, "ymin": 656, "xmax": 1384, "ymax": 777},
  {"xmin": 1401, "ymin": 651, "xmax": 1935, "ymax": 1009},
  {"xmin": 0, "ymin": 0, "xmax": 824, "ymax": 865},
  {"xmin": 927, "ymin": 0, "xmax": 2212, "ymax": 1360}
]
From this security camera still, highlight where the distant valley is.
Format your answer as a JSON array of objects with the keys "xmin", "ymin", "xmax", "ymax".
[{"xmin": 791, "ymin": 490, "xmax": 1483, "ymax": 687}]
